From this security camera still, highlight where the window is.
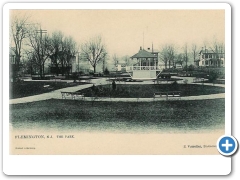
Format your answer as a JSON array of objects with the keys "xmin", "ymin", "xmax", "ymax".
[
  {"xmin": 205, "ymin": 60, "xmax": 208, "ymax": 65},
  {"xmin": 205, "ymin": 54, "xmax": 208, "ymax": 58}
]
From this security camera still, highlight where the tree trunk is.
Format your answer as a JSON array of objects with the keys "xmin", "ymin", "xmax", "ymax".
[
  {"xmin": 15, "ymin": 55, "xmax": 21, "ymax": 72},
  {"xmin": 61, "ymin": 62, "xmax": 64, "ymax": 76},
  {"xmin": 186, "ymin": 59, "xmax": 188, "ymax": 72},
  {"xmin": 39, "ymin": 65, "xmax": 43, "ymax": 78},
  {"xmin": 67, "ymin": 64, "xmax": 70, "ymax": 78},
  {"xmin": 56, "ymin": 64, "xmax": 59, "ymax": 76},
  {"xmin": 93, "ymin": 65, "xmax": 96, "ymax": 73},
  {"xmin": 43, "ymin": 63, "xmax": 45, "ymax": 76}
]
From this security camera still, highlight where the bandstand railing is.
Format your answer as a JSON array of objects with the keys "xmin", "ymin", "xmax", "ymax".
[{"xmin": 128, "ymin": 66, "xmax": 160, "ymax": 71}]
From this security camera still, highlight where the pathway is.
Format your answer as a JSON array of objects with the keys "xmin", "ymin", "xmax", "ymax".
[{"xmin": 9, "ymin": 77, "xmax": 225, "ymax": 104}]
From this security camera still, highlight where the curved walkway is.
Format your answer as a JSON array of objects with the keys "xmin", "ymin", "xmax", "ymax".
[{"xmin": 9, "ymin": 77, "xmax": 225, "ymax": 104}]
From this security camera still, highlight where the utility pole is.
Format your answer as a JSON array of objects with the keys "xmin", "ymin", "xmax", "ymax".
[
  {"xmin": 36, "ymin": 27, "xmax": 47, "ymax": 76},
  {"xmin": 143, "ymin": 32, "xmax": 144, "ymax": 50},
  {"xmin": 36, "ymin": 28, "xmax": 47, "ymax": 43},
  {"xmin": 185, "ymin": 44, "xmax": 188, "ymax": 73},
  {"xmin": 102, "ymin": 56, "xmax": 105, "ymax": 73},
  {"xmin": 186, "ymin": 47, "xmax": 188, "ymax": 72},
  {"xmin": 78, "ymin": 52, "xmax": 80, "ymax": 73}
]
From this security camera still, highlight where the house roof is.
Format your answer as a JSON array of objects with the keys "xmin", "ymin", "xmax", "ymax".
[
  {"xmin": 199, "ymin": 49, "xmax": 225, "ymax": 54},
  {"xmin": 131, "ymin": 49, "xmax": 156, "ymax": 59}
]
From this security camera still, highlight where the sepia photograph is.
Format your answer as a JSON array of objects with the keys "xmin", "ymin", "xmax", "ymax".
[{"xmin": 8, "ymin": 7, "xmax": 227, "ymax": 155}]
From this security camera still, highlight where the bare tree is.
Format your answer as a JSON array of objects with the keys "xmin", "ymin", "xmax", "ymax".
[
  {"xmin": 25, "ymin": 51, "xmax": 38, "ymax": 75},
  {"xmin": 81, "ymin": 36, "xmax": 107, "ymax": 73},
  {"xmin": 192, "ymin": 44, "xmax": 197, "ymax": 64},
  {"xmin": 49, "ymin": 31, "xmax": 64, "ymax": 75},
  {"xmin": 123, "ymin": 55, "xmax": 130, "ymax": 66},
  {"xmin": 160, "ymin": 45, "xmax": 175, "ymax": 69},
  {"xmin": 176, "ymin": 53, "xmax": 184, "ymax": 66},
  {"xmin": 61, "ymin": 36, "xmax": 78, "ymax": 76},
  {"xmin": 49, "ymin": 31, "xmax": 78, "ymax": 76},
  {"xmin": 160, "ymin": 45, "xmax": 169, "ymax": 69},
  {"xmin": 167, "ymin": 45, "xmax": 175, "ymax": 68},
  {"xmin": 26, "ymin": 25, "xmax": 52, "ymax": 78},
  {"xmin": 210, "ymin": 41, "xmax": 225, "ymax": 67},
  {"xmin": 112, "ymin": 53, "xmax": 119, "ymax": 71},
  {"xmin": 10, "ymin": 15, "xmax": 29, "ymax": 73},
  {"xmin": 183, "ymin": 44, "xmax": 188, "ymax": 71},
  {"xmin": 102, "ymin": 54, "xmax": 110, "ymax": 73}
]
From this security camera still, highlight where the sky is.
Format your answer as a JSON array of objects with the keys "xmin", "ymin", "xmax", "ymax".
[{"xmin": 10, "ymin": 9, "xmax": 225, "ymax": 58}]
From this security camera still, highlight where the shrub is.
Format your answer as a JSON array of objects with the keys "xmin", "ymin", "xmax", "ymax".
[
  {"xmin": 104, "ymin": 67, "xmax": 110, "ymax": 75},
  {"xmin": 208, "ymin": 72, "xmax": 219, "ymax": 82},
  {"xmin": 171, "ymin": 81, "xmax": 179, "ymax": 90}
]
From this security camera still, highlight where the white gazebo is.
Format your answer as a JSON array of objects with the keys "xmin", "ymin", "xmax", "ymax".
[{"xmin": 127, "ymin": 47, "xmax": 161, "ymax": 79}]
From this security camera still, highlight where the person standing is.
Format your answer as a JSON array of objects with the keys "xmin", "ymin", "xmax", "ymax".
[{"xmin": 112, "ymin": 80, "xmax": 116, "ymax": 91}]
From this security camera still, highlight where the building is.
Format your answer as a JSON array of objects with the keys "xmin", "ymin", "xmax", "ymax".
[
  {"xmin": 9, "ymin": 47, "xmax": 16, "ymax": 68},
  {"xmin": 9, "ymin": 47, "xmax": 16, "ymax": 82},
  {"xmin": 115, "ymin": 63, "xmax": 127, "ymax": 72},
  {"xmin": 195, "ymin": 48, "xmax": 225, "ymax": 67},
  {"xmin": 128, "ymin": 46, "xmax": 160, "ymax": 79},
  {"xmin": 49, "ymin": 52, "xmax": 76, "ymax": 75},
  {"xmin": 175, "ymin": 62, "xmax": 183, "ymax": 69},
  {"xmin": 9, "ymin": 47, "xmax": 23, "ymax": 81}
]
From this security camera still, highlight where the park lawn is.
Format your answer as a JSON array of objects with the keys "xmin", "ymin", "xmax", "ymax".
[
  {"xmin": 10, "ymin": 81, "xmax": 88, "ymax": 99},
  {"xmin": 10, "ymin": 99, "xmax": 225, "ymax": 132},
  {"xmin": 77, "ymin": 84, "xmax": 225, "ymax": 98},
  {"xmin": 194, "ymin": 79, "xmax": 225, "ymax": 84}
]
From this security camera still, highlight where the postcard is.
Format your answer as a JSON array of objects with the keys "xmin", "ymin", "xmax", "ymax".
[{"xmin": 3, "ymin": 2, "xmax": 231, "ymax": 175}]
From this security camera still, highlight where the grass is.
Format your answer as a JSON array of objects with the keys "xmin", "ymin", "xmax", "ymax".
[
  {"xmin": 10, "ymin": 99, "xmax": 225, "ymax": 132},
  {"xmin": 194, "ymin": 79, "xmax": 225, "ymax": 84},
  {"xmin": 10, "ymin": 81, "xmax": 88, "ymax": 99},
  {"xmin": 77, "ymin": 84, "xmax": 225, "ymax": 98}
]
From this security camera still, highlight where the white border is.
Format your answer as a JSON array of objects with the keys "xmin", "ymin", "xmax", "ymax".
[
  {"xmin": 3, "ymin": 3, "xmax": 232, "ymax": 175},
  {"xmin": 2, "ymin": 2, "xmax": 232, "ymax": 10}
]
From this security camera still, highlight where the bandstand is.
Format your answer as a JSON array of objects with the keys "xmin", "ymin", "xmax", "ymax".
[{"xmin": 127, "ymin": 47, "xmax": 161, "ymax": 79}]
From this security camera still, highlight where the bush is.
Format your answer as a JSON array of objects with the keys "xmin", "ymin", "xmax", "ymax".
[
  {"xmin": 208, "ymin": 72, "xmax": 219, "ymax": 82},
  {"xmin": 188, "ymin": 64, "xmax": 195, "ymax": 71},
  {"xmin": 104, "ymin": 67, "xmax": 110, "ymax": 75},
  {"xmin": 32, "ymin": 76, "xmax": 52, "ymax": 80}
]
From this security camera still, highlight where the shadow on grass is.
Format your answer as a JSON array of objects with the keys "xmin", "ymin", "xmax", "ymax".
[
  {"xmin": 10, "ymin": 81, "xmax": 89, "ymax": 99},
  {"xmin": 10, "ymin": 99, "xmax": 225, "ymax": 133}
]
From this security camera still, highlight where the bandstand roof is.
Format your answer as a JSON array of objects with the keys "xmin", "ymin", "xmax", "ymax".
[{"xmin": 131, "ymin": 49, "xmax": 156, "ymax": 59}]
